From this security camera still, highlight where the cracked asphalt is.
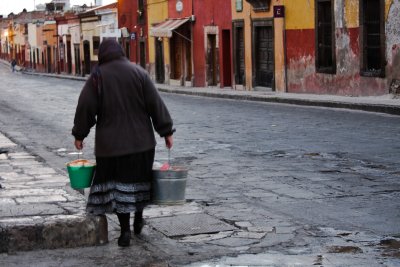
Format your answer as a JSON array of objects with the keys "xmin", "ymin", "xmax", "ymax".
[{"xmin": 0, "ymin": 65, "xmax": 400, "ymax": 266}]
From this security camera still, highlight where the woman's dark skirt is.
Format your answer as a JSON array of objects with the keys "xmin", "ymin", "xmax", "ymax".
[{"xmin": 86, "ymin": 149, "xmax": 155, "ymax": 215}]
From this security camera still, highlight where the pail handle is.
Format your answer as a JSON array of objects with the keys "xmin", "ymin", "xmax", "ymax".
[{"xmin": 168, "ymin": 148, "xmax": 171, "ymax": 167}]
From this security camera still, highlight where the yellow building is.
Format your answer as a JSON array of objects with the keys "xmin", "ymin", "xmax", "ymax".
[
  {"xmin": 42, "ymin": 21, "xmax": 58, "ymax": 73},
  {"xmin": 147, "ymin": 0, "xmax": 169, "ymax": 83},
  {"xmin": 231, "ymin": 0, "xmax": 285, "ymax": 92}
]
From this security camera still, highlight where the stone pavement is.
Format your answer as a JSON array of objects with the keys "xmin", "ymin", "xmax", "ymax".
[
  {"xmin": 1, "ymin": 60, "xmax": 400, "ymax": 266},
  {"xmin": 0, "ymin": 132, "xmax": 108, "ymax": 252}
]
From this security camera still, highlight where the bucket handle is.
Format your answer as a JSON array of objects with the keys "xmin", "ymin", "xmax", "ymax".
[{"xmin": 168, "ymin": 148, "xmax": 171, "ymax": 167}]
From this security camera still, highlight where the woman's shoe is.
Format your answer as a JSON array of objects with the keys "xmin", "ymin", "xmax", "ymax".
[
  {"xmin": 134, "ymin": 218, "xmax": 144, "ymax": 235},
  {"xmin": 118, "ymin": 231, "xmax": 131, "ymax": 247}
]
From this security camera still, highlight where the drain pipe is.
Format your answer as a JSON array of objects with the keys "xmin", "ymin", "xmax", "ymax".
[{"xmin": 283, "ymin": 5, "xmax": 288, "ymax": 93}]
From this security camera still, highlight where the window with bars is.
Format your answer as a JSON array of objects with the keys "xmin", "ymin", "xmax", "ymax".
[
  {"xmin": 245, "ymin": 0, "xmax": 271, "ymax": 12},
  {"xmin": 360, "ymin": 0, "xmax": 385, "ymax": 77},
  {"xmin": 315, "ymin": 0, "xmax": 336, "ymax": 74}
]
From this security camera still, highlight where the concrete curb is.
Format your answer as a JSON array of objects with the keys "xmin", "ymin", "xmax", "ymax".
[
  {"xmin": 157, "ymin": 87, "xmax": 400, "ymax": 116},
  {"xmin": 0, "ymin": 133, "xmax": 108, "ymax": 252},
  {"xmin": 22, "ymin": 71, "xmax": 87, "ymax": 82},
  {"xmin": 0, "ymin": 215, "xmax": 108, "ymax": 253}
]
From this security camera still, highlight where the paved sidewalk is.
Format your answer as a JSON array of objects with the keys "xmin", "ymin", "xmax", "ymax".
[
  {"xmin": 156, "ymin": 84, "xmax": 400, "ymax": 115},
  {"xmin": 0, "ymin": 133, "xmax": 107, "ymax": 252},
  {"xmin": 25, "ymin": 71, "xmax": 400, "ymax": 115}
]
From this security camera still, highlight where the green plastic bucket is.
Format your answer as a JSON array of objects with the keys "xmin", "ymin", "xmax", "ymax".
[{"xmin": 66, "ymin": 161, "xmax": 96, "ymax": 189}]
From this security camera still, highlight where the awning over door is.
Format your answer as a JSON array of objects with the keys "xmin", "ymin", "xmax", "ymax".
[{"xmin": 150, "ymin": 18, "xmax": 190, "ymax": 38}]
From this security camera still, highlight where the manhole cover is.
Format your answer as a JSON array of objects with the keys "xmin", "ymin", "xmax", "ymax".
[{"xmin": 147, "ymin": 213, "xmax": 236, "ymax": 237}]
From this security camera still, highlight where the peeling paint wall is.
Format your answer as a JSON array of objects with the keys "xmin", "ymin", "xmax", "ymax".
[
  {"xmin": 386, "ymin": 0, "xmax": 400, "ymax": 87},
  {"xmin": 192, "ymin": 0, "xmax": 232, "ymax": 87},
  {"xmin": 286, "ymin": 0, "xmax": 396, "ymax": 96}
]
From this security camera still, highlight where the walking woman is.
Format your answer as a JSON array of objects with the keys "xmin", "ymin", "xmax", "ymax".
[{"xmin": 72, "ymin": 39, "xmax": 174, "ymax": 247}]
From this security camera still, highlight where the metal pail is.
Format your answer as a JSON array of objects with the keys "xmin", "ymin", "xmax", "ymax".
[{"xmin": 152, "ymin": 168, "xmax": 188, "ymax": 205}]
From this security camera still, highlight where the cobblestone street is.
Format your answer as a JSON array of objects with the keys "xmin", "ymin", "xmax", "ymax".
[{"xmin": 0, "ymin": 64, "xmax": 400, "ymax": 266}]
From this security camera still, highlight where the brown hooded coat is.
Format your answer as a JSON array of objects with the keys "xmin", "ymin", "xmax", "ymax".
[{"xmin": 72, "ymin": 39, "xmax": 174, "ymax": 157}]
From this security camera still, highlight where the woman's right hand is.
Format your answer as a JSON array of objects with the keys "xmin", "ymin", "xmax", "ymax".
[{"xmin": 165, "ymin": 135, "xmax": 173, "ymax": 149}]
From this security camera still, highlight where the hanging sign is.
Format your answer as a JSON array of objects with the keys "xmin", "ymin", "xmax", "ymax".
[
  {"xmin": 176, "ymin": 0, "xmax": 183, "ymax": 12},
  {"xmin": 274, "ymin": 5, "xmax": 285, "ymax": 18}
]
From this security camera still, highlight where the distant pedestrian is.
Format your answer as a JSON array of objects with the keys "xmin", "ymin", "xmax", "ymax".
[
  {"xmin": 11, "ymin": 59, "xmax": 17, "ymax": 72},
  {"xmin": 72, "ymin": 39, "xmax": 175, "ymax": 247}
]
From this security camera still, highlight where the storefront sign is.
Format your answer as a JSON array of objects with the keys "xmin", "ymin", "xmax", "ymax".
[
  {"xmin": 274, "ymin": 5, "xmax": 285, "ymax": 18},
  {"xmin": 176, "ymin": 0, "xmax": 183, "ymax": 12},
  {"xmin": 130, "ymin": 32, "xmax": 136, "ymax": 40}
]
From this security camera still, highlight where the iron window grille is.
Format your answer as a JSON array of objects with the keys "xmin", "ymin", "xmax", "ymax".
[
  {"xmin": 315, "ymin": 0, "xmax": 336, "ymax": 74},
  {"xmin": 245, "ymin": 0, "xmax": 271, "ymax": 12},
  {"xmin": 360, "ymin": 0, "xmax": 385, "ymax": 77}
]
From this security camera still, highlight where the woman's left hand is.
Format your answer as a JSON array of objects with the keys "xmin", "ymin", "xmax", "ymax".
[
  {"xmin": 165, "ymin": 135, "xmax": 173, "ymax": 149},
  {"xmin": 74, "ymin": 139, "xmax": 84, "ymax": 150}
]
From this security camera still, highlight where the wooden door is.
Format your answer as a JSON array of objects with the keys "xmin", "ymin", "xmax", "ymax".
[
  {"xmin": 207, "ymin": 34, "xmax": 218, "ymax": 86},
  {"xmin": 155, "ymin": 39, "xmax": 165, "ymax": 83},
  {"xmin": 254, "ymin": 25, "xmax": 273, "ymax": 87},
  {"xmin": 235, "ymin": 25, "xmax": 245, "ymax": 85},
  {"xmin": 170, "ymin": 37, "xmax": 182, "ymax": 80}
]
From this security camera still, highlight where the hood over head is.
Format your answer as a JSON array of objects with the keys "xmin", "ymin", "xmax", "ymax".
[{"xmin": 98, "ymin": 38, "xmax": 125, "ymax": 65}]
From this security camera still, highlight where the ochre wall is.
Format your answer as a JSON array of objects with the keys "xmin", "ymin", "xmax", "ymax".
[
  {"xmin": 147, "ymin": 0, "xmax": 169, "ymax": 80},
  {"xmin": 231, "ymin": 0, "xmax": 285, "ymax": 91}
]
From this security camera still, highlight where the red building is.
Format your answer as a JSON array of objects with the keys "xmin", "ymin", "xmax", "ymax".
[
  {"xmin": 150, "ymin": 0, "xmax": 232, "ymax": 88},
  {"xmin": 118, "ymin": 0, "xmax": 148, "ymax": 69},
  {"xmin": 191, "ymin": 0, "xmax": 232, "ymax": 87}
]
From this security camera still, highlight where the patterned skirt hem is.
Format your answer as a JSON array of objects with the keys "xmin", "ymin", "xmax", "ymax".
[{"xmin": 86, "ymin": 181, "xmax": 151, "ymax": 215}]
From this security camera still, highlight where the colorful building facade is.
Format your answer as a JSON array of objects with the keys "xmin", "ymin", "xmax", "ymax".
[
  {"xmin": 285, "ymin": 0, "xmax": 400, "ymax": 96},
  {"xmin": 192, "ymin": 0, "xmax": 232, "ymax": 88},
  {"xmin": 118, "ymin": 0, "xmax": 148, "ymax": 69},
  {"xmin": 1, "ymin": 1, "xmax": 398, "ymax": 97},
  {"xmin": 150, "ymin": 0, "xmax": 232, "ymax": 87},
  {"xmin": 150, "ymin": 0, "xmax": 193, "ymax": 86},
  {"xmin": 42, "ymin": 21, "xmax": 58, "ymax": 73},
  {"xmin": 56, "ymin": 12, "xmax": 80, "ymax": 75},
  {"xmin": 231, "ymin": 0, "xmax": 286, "ymax": 92},
  {"xmin": 147, "ymin": 0, "xmax": 169, "ymax": 83}
]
